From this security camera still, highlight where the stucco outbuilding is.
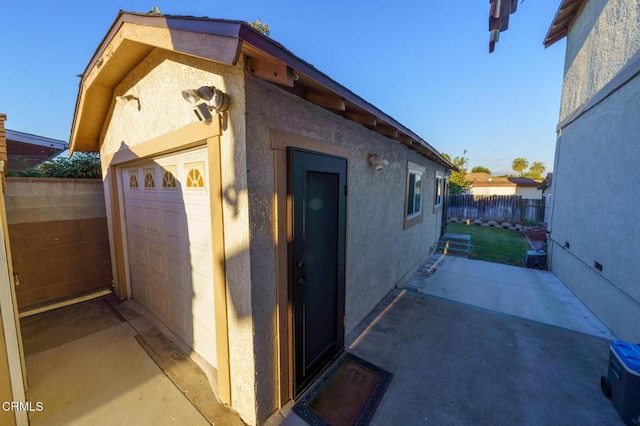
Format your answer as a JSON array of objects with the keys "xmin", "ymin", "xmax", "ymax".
[{"xmin": 69, "ymin": 11, "xmax": 453, "ymax": 424}]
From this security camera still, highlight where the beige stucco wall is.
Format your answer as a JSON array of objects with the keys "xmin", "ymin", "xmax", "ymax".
[
  {"xmin": 560, "ymin": 0, "xmax": 640, "ymax": 120},
  {"xmin": 245, "ymin": 76, "xmax": 446, "ymax": 422},
  {"xmin": 550, "ymin": 0, "xmax": 640, "ymax": 341},
  {"xmin": 99, "ymin": 49, "xmax": 258, "ymax": 424}
]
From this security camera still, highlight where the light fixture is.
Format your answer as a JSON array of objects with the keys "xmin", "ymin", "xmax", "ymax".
[
  {"xmin": 193, "ymin": 103, "xmax": 213, "ymax": 122},
  {"xmin": 181, "ymin": 86, "xmax": 230, "ymax": 113},
  {"xmin": 368, "ymin": 152, "xmax": 389, "ymax": 171},
  {"xmin": 116, "ymin": 94, "xmax": 141, "ymax": 110}
]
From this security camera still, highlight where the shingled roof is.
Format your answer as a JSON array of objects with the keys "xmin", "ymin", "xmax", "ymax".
[{"xmin": 70, "ymin": 11, "xmax": 453, "ymax": 169}]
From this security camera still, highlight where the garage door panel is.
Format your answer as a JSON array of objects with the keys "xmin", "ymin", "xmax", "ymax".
[
  {"xmin": 128, "ymin": 205, "xmax": 145, "ymax": 231},
  {"xmin": 131, "ymin": 241, "xmax": 147, "ymax": 269},
  {"xmin": 192, "ymin": 318, "xmax": 216, "ymax": 363},
  {"xmin": 149, "ymin": 285, "xmax": 168, "ymax": 318},
  {"xmin": 132, "ymin": 274, "xmax": 150, "ymax": 305},
  {"xmin": 163, "ymin": 210, "xmax": 187, "ymax": 243},
  {"xmin": 144, "ymin": 207, "xmax": 162, "ymax": 235},
  {"xmin": 169, "ymin": 301, "xmax": 190, "ymax": 338},
  {"xmin": 123, "ymin": 146, "xmax": 217, "ymax": 368},
  {"xmin": 147, "ymin": 247, "xmax": 165, "ymax": 280},
  {"xmin": 167, "ymin": 255, "xmax": 189, "ymax": 289}
]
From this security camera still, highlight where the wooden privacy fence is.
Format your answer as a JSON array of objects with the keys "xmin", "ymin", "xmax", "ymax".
[{"xmin": 447, "ymin": 194, "xmax": 545, "ymax": 223}]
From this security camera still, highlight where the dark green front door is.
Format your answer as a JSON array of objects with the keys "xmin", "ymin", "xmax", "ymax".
[{"xmin": 289, "ymin": 148, "xmax": 347, "ymax": 397}]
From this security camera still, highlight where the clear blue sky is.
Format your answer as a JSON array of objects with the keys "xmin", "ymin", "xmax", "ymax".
[{"xmin": 1, "ymin": 1, "xmax": 565, "ymax": 175}]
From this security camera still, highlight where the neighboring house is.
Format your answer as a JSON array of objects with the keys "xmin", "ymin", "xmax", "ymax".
[
  {"xmin": 68, "ymin": 12, "xmax": 453, "ymax": 425},
  {"xmin": 467, "ymin": 173, "xmax": 543, "ymax": 199},
  {"xmin": 538, "ymin": 173, "xmax": 553, "ymax": 224},
  {"xmin": 5, "ymin": 129, "xmax": 67, "ymax": 173},
  {"xmin": 544, "ymin": 0, "xmax": 640, "ymax": 341}
]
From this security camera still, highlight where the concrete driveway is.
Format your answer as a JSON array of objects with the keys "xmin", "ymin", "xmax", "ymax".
[{"xmin": 278, "ymin": 255, "xmax": 621, "ymax": 425}]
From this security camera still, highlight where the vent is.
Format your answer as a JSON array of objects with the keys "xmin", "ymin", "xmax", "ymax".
[{"xmin": 594, "ymin": 261, "xmax": 603, "ymax": 272}]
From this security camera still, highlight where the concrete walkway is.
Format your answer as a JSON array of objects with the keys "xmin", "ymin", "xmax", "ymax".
[
  {"xmin": 21, "ymin": 297, "xmax": 244, "ymax": 426},
  {"xmin": 411, "ymin": 255, "xmax": 614, "ymax": 339},
  {"xmin": 279, "ymin": 255, "xmax": 620, "ymax": 425}
]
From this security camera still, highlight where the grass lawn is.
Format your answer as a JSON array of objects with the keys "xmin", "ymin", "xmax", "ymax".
[{"xmin": 446, "ymin": 222, "xmax": 531, "ymax": 267}]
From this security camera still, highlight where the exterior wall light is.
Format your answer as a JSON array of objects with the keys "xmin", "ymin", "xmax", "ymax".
[
  {"xmin": 181, "ymin": 86, "xmax": 230, "ymax": 117},
  {"xmin": 116, "ymin": 94, "xmax": 141, "ymax": 110},
  {"xmin": 368, "ymin": 152, "xmax": 389, "ymax": 171}
]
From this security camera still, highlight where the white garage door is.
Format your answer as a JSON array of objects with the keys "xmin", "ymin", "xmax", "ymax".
[{"xmin": 122, "ymin": 146, "xmax": 216, "ymax": 368}]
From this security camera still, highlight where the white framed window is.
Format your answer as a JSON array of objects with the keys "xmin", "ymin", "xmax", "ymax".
[
  {"xmin": 434, "ymin": 173, "xmax": 444, "ymax": 209},
  {"xmin": 404, "ymin": 162, "xmax": 425, "ymax": 228}
]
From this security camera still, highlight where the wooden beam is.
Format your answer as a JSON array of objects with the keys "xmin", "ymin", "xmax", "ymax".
[
  {"xmin": 374, "ymin": 125, "xmax": 398, "ymax": 138},
  {"xmin": 306, "ymin": 92, "xmax": 346, "ymax": 111},
  {"xmin": 397, "ymin": 134, "xmax": 412, "ymax": 145},
  {"xmin": 248, "ymin": 57, "xmax": 294, "ymax": 87},
  {"xmin": 344, "ymin": 111, "xmax": 377, "ymax": 127}
]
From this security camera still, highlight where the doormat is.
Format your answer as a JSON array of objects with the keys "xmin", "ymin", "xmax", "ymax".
[{"xmin": 292, "ymin": 352, "xmax": 393, "ymax": 426}]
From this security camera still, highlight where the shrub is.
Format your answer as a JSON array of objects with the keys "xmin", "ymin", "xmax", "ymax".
[{"xmin": 8, "ymin": 153, "xmax": 102, "ymax": 179}]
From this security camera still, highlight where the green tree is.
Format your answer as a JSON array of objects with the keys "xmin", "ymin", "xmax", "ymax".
[
  {"xmin": 442, "ymin": 151, "xmax": 471, "ymax": 194},
  {"xmin": 511, "ymin": 157, "xmax": 529, "ymax": 176},
  {"xmin": 528, "ymin": 161, "xmax": 546, "ymax": 178},
  {"xmin": 471, "ymin": 166, "xmax": 491, "ymax": 174},
  {"xmin": 247, "ymin": 18, "xmax": 270, "ymax": 36}
]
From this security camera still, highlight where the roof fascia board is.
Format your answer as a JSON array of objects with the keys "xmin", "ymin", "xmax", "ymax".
[
  {"xmin": 238, "ymin": 26, "xmax": 453, "ymax": 169},
  {"xmin": 6, "ymin": 130, "xmax": 67, "ymax": 149},
  {"xmin": 70, "ymin": 12, "xmax": 453, "ymax": 168},
  {"xmin": 544, "ymin": 0, "xmax": 587, "ymax": 48},
  {"xmin": 81, "ymin": 12, "xmax": 243, "ymax": 80},
  {"xmin": 70, "ymin": 12, "xmax": 244, "ymax": 153}
]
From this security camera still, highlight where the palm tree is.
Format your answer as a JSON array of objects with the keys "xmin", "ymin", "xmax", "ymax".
[
  {"xmin": 512, "ymin": 157, "xmax": 529, "ymax": 176},
  {"xmin": 529, "ymin": 161, "xmax": 546, "ymax": 177}
]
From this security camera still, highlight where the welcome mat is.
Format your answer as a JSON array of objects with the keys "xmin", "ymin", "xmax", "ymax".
[{"xmin": 292, "ymin": 352, "xmax": 393, "ymax": 425}]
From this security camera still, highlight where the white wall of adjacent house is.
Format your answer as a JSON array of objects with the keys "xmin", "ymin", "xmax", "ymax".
[
  {"xmin": 470, "ymin": 186, "xmax": 516, "ymax": 196},
  {"xmin": 515, "ymin": 187, "xmax": 542, "ymax": 200},
  {"xmin": 549, "ymin": 0, "xmax": 640, "ymax": 342},
  {"xmin": 469, "ymin": 185, "xmax": 542, "ymax": 199}
]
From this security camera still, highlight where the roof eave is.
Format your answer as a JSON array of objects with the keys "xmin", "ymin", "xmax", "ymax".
[
  {"xmin": 543, "ymin": 0, "xmax": 587, "ymax": 48},
  {"xmin": 70, "ymin": 12, "xmax": 453, "ymax": 169},
  {"xmin": 69, "ymin": 12, "xmax": 244, "ymax": 154}
]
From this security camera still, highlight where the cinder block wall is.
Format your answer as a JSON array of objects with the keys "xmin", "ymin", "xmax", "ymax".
[{"xmin": 5, "ymin": 177, "xmax": 112, "ymax": 309}]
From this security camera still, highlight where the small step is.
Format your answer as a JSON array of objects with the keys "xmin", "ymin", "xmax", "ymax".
[{"xmin": 437, "ymin": 233, "xmax": 471, "ymax": 258}]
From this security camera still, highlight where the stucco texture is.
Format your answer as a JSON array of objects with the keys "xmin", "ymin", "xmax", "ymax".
[
  {"xmin": 245, "ymin": 76, "xmax": 445, "ymax": 421},
  {"xmin": 551, "ymin": 0, "xmax": 640, "ymax": 340},
  {"xmin": 99, "ymin": 50, "xmax": 258, "ymax": 424},
  {"xmin": 550, "ymin": 76, "xmax": 640, "ymax": 341},
  {"xmin": 560, "ymin": 0, "xmax": 640, "ymax": 120}
]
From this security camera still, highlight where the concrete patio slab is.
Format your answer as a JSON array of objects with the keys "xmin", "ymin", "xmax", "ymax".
[
  {"xmin": 413, "ymin": 255, "xmax": 614, "ymax": 339},
  {"xmin": 275, "ymin": 255, "xmax": 620, "ymax": 425},
  {"xmin": 350, "ymin": 289, "xmax": 620, "ymax": 425}
]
